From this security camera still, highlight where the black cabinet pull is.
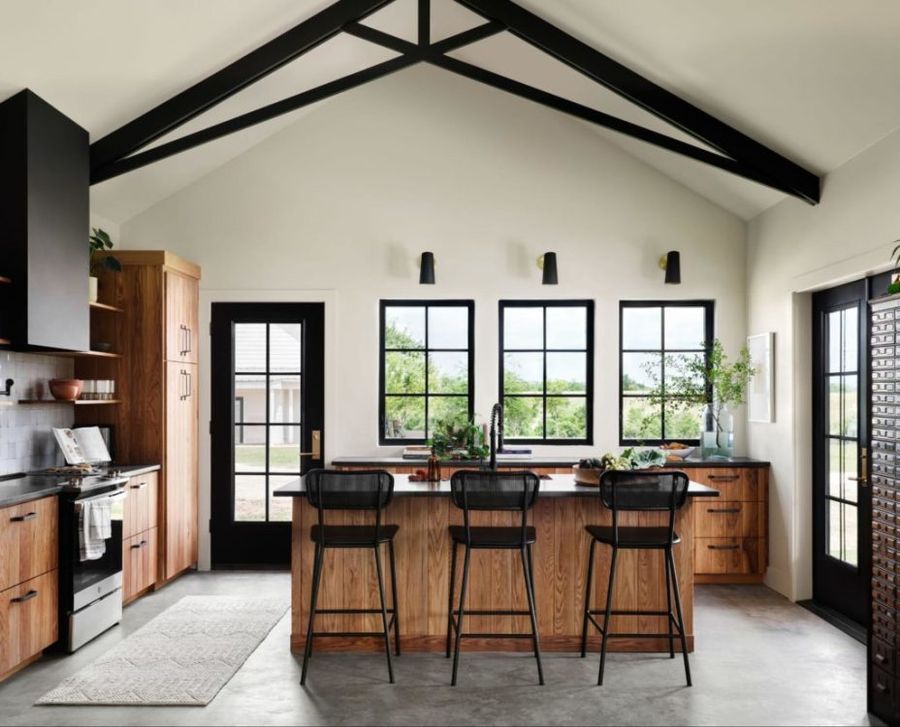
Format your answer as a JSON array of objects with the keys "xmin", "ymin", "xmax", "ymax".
[
  {"xmin": 707, "ymin": 544, "xmax": 739, "ymax": 551},
  {"xmin": 708, "ymin": 475, "xmax": 739, "ymax": 481},
  {"xmin": 131, "ymin": 482, "xmax": 148, "ymax": 490},
  {"xmin": 707, "ymin": 508, "xmax": 741, "ymax": 514},
  {"xmin": 11, "ymin": 590, "xmax": 38, "ymax": 603},
  {"xmin": 10, "ymin": 512, "xmax": 37, "ymax": 522},
  {"xmin": 130, "ymin": 540, "xmax": 148, "ymax": 550}
]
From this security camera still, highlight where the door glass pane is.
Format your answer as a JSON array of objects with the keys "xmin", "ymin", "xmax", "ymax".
[
  {"xmin": 827, "ymin": 376, "xmax": 841, "ymax": 436},
  {"xmin": 235, "ymin": 475, "xmax": 266, "ymax": 522},
  {"xmin": 842, "ymin": 308, "xmax": 858, "ymax": 372},
  {"xmin": 622, "ymin": 307, "xmax": 661, "ymax": 350},
  {"xmin": 546, "ymin": 307, "xmax": 586, "ymax": 349},
  {"xmin": 622, "ymin": 397, "xmax": 662, "ymax": 440},
  {"xmin": 235, "ymin": 375, "xmax": 267, "ymax": 423},
  {"xmin": 546, "ymin": 397, "xmax": 586, "ymax": 439},
  {"xmin": 269, "ymin": 476, "xmax": 297, "ymax": 522},
  {"xmin": 270, "ymin": 323, "xmax": 302, "ymax": 372},
  {"xmin": 385, "ymin": 306, "xmax": 425, "ymax": 348},
  {"xmin": 384, "ymin": 396, "xmax": 425, "ymax": 439},
  {"xmin": 622, "ymin": 353, "xmax": 660, "ymax": 393},
  {"xmin": 828, "ymin": 500, "xmax": 859, "ymax": 566},
  {"xmin": 504, "ymin": 353, "xmax": 543, "ymax": 394},
  {"xmin": 428, "ymin": 307, "xmax": 468, "ymax": 349},
  {"xmin": 269, "ymin": 425, "xmax": 301, "ymax": 473},
  {"xmin": 235, "ymin": 324, "xmax": 266, "ymax": 372},
  {"xmin": 841, "ymin": 375, "xmax": 858, "ymax": 437},
  {"xmin": 827, "ymin": 311, "xmax": 841, "ymax": 373},
  {"xmin": 546, "ymin": 352, "xmax": 586, "ymax": 394},
  {"xmin": 235, "ymin": 426, "xmax": 265, "ymax": 472},
  {"xmin": 385, "ymin": 351, "xmax": 425, "ymax": 394},
  {"xmin": 428, "ymin": 352, "xmax": 469, "ymax": 394},
  {"xmin": 504, "ymin": 397, "xmax": 543, "ymax": 438},
  {"xmin": 269, "ymin": 375, "xmax": 301, "ymax": 423},
  {"xmin": 504, "ymin": 307, "xmax": 543, "ymax": 349},
  {"xmin": 664, "ymin": 306, "xmax": 706, "ymax": 350}
]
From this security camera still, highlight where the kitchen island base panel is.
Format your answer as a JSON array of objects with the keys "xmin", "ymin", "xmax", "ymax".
[{"xmin": 290, "ymin": 496, "xmax": 695, "ymax": 653}]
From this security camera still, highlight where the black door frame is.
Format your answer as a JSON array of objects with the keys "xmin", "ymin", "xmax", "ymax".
[
  {"xmin": 811, "ymin": 279, "xmax": 870, "ymax": 627},
  {"xmin": 210, "ymin": 302, "xmax": 324, "ymax": 567}
]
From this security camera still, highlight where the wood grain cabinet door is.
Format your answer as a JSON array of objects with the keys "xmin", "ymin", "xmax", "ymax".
[
  {"xmin": 0, "ymin": 497, "xmax": 58, "ymax": 592},
  {"xmin": 165, "ymin": 271, "xmax": 199, "ymax": 364},
  {"xmin": 0, "ymin": 571, "xmax": 58, "ymax": 674},
  {"xmin": 123, "ymin": 472, "xmax": 159, "ymax": 540},
  {"xmin": 123, "ymin": 528, "xmax": 158, "ymax": 603},
  {"xmin": 165, "ymin": 361, "xmax": 199, "ymax": 579}
]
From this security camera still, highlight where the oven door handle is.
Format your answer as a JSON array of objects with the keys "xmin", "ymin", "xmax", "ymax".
[{"xmin": 75, "ymin": 489, "xmax": 128, "ymax": 508}]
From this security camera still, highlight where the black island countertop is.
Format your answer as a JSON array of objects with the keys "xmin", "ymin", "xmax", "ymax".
[
  {"xmin": 331, "ymin": 455, "xmax": 769, "ymax": 469},
  {"xmin": 0, "ymin": 463, "xmax": 161, "ymax": 508},
  {"xmin": 275, "ymin": 473, "xmax": 719, "ymax": 498}
]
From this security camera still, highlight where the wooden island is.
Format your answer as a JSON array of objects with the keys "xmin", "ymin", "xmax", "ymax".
[{"xmin": 275, "ymin": 473, "xmax": 718, "ymax": 654}]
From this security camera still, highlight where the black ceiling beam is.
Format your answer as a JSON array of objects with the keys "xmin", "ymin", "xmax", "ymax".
[
  {"xmin": 344, "ymin": 20, "xmax": 502, "ymax": 56},
  {"xmin": 455, "ymin": 0, "xmax": 820, "ymax": 204},
  {"xmin": 91, "ymin": 54, "xmax": 419, "ymax": 184},
  {"xmin": 427, "ymin": 54, "xmax": 784, "ymax": 193},
  {"xmin": 90, "ymin": 0, "xmax": 395, "ymax": 176}
]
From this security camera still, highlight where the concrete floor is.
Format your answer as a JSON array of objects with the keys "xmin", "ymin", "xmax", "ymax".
[{"xmin": 0, "ymin": 572, "xmax": 875, "ymax": 726}]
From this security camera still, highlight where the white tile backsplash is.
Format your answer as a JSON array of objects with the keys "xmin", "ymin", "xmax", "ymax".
[{"xmin": 0, "ymin": 351, "xmax": 74, "ymax": 475}]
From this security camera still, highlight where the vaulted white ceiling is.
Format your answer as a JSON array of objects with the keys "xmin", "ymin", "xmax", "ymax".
[{"xmin": 3, "ymin": 0, "xmax": 900, "ymax": 222}]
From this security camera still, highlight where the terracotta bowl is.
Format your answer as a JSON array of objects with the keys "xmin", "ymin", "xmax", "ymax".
[{"xmin": 49, "ymin": 378, "xmax": 83, "ymax": 401}]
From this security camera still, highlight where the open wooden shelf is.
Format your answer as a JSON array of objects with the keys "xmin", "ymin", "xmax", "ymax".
[
  {"xmin": 90, "ymin": 301, "xmax": 124, "ymax": 313},
  {"xmin": 18, "ymin": 399, "xmax": 121, "ymax": 406}
]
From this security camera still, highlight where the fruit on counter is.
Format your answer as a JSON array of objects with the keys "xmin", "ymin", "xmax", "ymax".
[
  {"xmin": 578, "ymin": 447, "xmax": 666, "ymax": 471},
  {"xmin": 660, "ymin": 442, "xmax": 690, "ymax": 450}
]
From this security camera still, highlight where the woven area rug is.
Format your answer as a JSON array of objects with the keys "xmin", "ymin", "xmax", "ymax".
[{"xmin": 37, "ymin": 596, "xmax": 287, "ymax": 706}]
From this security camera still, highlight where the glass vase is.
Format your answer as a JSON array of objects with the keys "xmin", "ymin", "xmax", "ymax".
[{"xmin": 699, "ymin": 403, "xmax": 734, "ymax": 460}]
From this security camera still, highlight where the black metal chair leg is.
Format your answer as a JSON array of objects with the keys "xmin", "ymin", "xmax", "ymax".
[
  {"xmin": 667, "ymin": 547, "xmax": 692, "ymax": 687},
  {"xmin": 451, "ymin": 546, "xmax": 471, "ymax": 686},
  {"xmin": 598, "ymin": 546, "xmax": 618, "ymax": 686},
  {"xmin": 373, "ymin": 544, "xmax": 395, "ymax": 684},
  {"xmin": 521, "ymin": 545, "xmax": 545, "ymax": 685},
  {"xmin": 664, "ymin": 545, "xmax": 675, "ymax": 659},
  {"xmin": 388, "ymin": 539, "xmax": 401, "ymax": 657},
  {"xmin": 300, "ymin": 543, "xmax": 324, "ymax": 686},
  {"xmin": 580, "ymin": 539, "xmax": 596, "ymax": 657},
  {"xmin": 446, "ymin": 541, "xmax": 458, "ymax": 658}
]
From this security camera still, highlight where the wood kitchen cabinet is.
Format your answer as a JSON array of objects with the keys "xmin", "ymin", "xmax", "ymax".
[
  {"xmin": 94, "ymin": 251, "xmax": 201, "ymax": 586},
  {"xmin": 0, "ymin": 497, "xmax": 58, "ymax": 681}
]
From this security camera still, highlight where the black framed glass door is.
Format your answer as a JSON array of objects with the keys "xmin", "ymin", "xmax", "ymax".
[
  {"xmin": 812, "ymin": 280, "xmax": 870, "ymax": 626},
  {"xmin": 211, "ymin": 302, "xmax": 324, "ymax": 566}
]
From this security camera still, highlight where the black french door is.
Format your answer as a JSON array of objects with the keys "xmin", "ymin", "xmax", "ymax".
[
  {"xmin": 812, "ymin": 280, "xmax": 870, "ymax": 626},
  {"xmin": 211, "ymin": 303, "xmax": 324, "ymax": 566}
]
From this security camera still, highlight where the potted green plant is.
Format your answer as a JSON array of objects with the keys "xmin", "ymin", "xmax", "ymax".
[
  {"xmin": 428, "ymin": 414, "xmax": 489, "ymax": 461},
  {"xmin": 88, "ymin": 228, "xmax": 122, "ymax": 302},
  {"xmin": 646, "ymin": 339, "xmax": 754, "ymax": 459},
  {"xmin": 888, "ymin": 241, "xmax": 900, "ymax": 295}
]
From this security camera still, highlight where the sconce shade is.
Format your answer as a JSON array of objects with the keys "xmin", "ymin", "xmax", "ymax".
[
  {"xmin": 542, "ymin": 252, "xmax": 559, "ymax": 285},
  {"xmin": 664, "ymin": 250, "xmax": 681, "ymax": 284},
  {"xmin": 419, "ymin": 251, "xmax": 435, "ymax": 284}
]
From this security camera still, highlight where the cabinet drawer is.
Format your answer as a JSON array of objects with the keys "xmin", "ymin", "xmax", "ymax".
[
  {"xmin": 0, "ymin": 570, "xmax": 58, "ymax": 675},
  {"xmin": 691, "ymin": 468, "xmax": 764, "ymax": 502},
  {"xmin": 123, "ymin": 472, "xmax": 159, "ymax": 539},
  {"xmin": 874, "ymin": 638, "xmax": 897, "ymax": 675},
  {"xmin": 123, "ymin": 528, "xmax": 157, "ymax": 603},
  {"xmin": 872, "ymin": 667, "xmax": 900, "ymax": 723},
  {"xmin": 696, "ymin": 501, "xmax": 763, "ymax": 538},
  {"xmin": 0, "ymin": 496, "xmax": 58, "ymax": 592},
  {"xmin": 695, "ymin": 538, "xmax": 763, "ymax": 574}
]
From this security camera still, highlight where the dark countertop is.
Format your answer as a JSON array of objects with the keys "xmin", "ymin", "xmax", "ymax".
[
  {"xmin": 275, "ymin": 474, "xmax": 719, "ymax": 499},
  {"xmin": 331, "ymin": 455, "xmax": 770, "ymax": 469},
  {"xmin": 0, "ymin": 463, "xmax": 161, "ymax": 508}
]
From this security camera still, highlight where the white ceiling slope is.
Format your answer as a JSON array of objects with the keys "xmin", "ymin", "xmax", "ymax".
[{"xmin": 2, "ymin": 0, "xmax": 900, "ymax": 222}]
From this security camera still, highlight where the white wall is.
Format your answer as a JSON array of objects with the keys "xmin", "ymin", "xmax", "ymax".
[
  {"xmin": 747, "ymin": 125, "xmax": 900, "ymax": 599},
  {"xmin": 118, "ymin": 65, "xmax": 747, "ymax": 568}
]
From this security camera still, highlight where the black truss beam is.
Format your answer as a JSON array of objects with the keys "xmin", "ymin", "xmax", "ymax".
[
  {"xmin": 455, "ymin": 0, "xmax": 819, "ymax": 204},
  {"xmin": 90, "ymin": 0, "xmax": 395, "ymax": 175},
  {"xmin": 90, "ymin": 55, "xmax": 419, "ymax": 184}
]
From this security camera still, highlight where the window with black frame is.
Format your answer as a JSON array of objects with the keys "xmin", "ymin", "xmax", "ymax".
[
  {"xmin": 499, "ymin": 300, "xmax": 594, "ymax": 444},
  {"xmin": 619, "ymin": 301, "xmax": 714, "ymax": 445},
  {"xmin": 380, "ymin": 301, "xmax": 474, "ymax": 444}
]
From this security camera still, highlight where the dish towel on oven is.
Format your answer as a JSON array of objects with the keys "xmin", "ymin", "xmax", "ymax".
[{"xmin": 79, "ymin": 498, "xmax": 111, "ymax": 561}]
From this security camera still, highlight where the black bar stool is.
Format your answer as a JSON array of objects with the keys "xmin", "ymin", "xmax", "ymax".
[
  {"xmin": 300, "ymin": 469, "xmax": 400, "ymax": 685},
  {"xmin": 580, "ymin": 469, "xmax": 692, "ymax": 686},
  {"xmin": 446, "ymin": 469, "xmax": 543, "ymax": 686}
]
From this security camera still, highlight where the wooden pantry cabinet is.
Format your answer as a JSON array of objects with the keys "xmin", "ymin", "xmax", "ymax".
[{"xmin": 95, "ymin": 251, "xmax": 200, "ymax": 586}]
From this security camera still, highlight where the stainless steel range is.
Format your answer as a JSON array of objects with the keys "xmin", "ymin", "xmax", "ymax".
[{"xmin": 55, "ymin": 472, "xmax": 129, "ymax": 651}]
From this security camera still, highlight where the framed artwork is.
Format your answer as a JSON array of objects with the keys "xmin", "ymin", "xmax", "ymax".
[{"xmin": 747, "ymin": 332, "xmax": 774, "ymax": 423}]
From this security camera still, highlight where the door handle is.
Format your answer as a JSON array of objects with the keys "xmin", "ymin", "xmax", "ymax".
[
  {"xmin": 11, "ymin": 590, "xmax": 38, "ymax": 603},
  {"xmin": 299, "ymin": 430, "xmax": 321, "ymax": 460},
  {"xmin": 849, "ymin": 448, "xmax": 869, "ymax": 486}
]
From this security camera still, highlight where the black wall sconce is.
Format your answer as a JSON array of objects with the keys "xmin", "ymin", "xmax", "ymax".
[
  {"xmin": 419, "ymin": 251, "xmax": 435, "ymax": 285},
  {"xmin": 659, "ymin": 250, "xmax": 681, "ymax": 284},
  {"xmin": 538, "ymin": 252, "xmax": 558, "ymax": 285}
]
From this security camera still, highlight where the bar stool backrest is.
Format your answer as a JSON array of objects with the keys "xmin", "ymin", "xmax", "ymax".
[
  {"xmin": 305, "ymin": 469, "xmax": 394, "ymax": 542},
  {"xmin": 450, "ymin": 469, "xmax": 540, "ymax": 546},
  {"xmin": 599, "ymin": 470, "xmax": 690, "ymax": 546}
]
